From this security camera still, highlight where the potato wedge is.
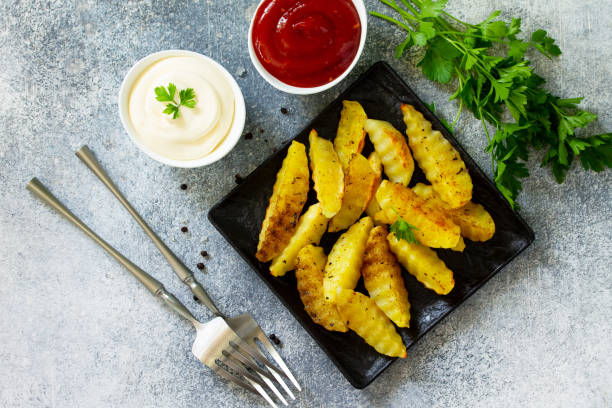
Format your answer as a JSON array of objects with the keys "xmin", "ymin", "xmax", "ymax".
[
  {"xmin": 295, "ymin": 245, "xmax": 348, "ymax": 332},
  {"xmin": 365, "ymin": 152, "xmax": 384, "ymax": 223},
  {"xmin": 365, "ymin": 119, "xmax": 414, "ymax": 186},
  {"xmin": 323, "ymin": 217, "xmax": 373, "ymax": 302},
  {"xmin": 412, "ymin": 183, "xmax": 495, "ymax": 242},
  {"xmin": 401, "ymin": 104, "xmax": 472, "ymax": 208},
  {"xmin": 451, "ymin": 236, "xmax": 466, "ymax": 252},
  {"xmin": 269, "ymin": 203, "xmax": 329, "ymax": 276},
  {"xmin": 362, "ymin": 226, "xmax": 411, "ymax": 327},
  {"xmin": 387, "ymin": 232, "xmax": 455, "ymax": 295},
  {"xmin": 375, "ymin": 180, "xmax": 460, "ymax": 248},
  {"xmin": 309, "ymin": 129, "xmax": 344, "ymax": 217},
  {"xmin": 328, "ymin": 154, "xmax": 379, "ymax": 232},
  {"xmin": 256, "ymin": 141, "xmax": 309, "ymax": 262},
  {"xmin": 334, "ymin": 100, "xmax": 368, "ymax": 169},
  {"xmin": 335, "ymin": 288, "xmax": 407, "ymax": 358}
]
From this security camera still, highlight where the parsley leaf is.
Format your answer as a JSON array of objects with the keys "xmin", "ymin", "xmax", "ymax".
[
  {"xmin": 372, "ymin": 1, "xmax": 611, "ymax": 209},
  {"xmin": 389, "ymin": 208, "xmax": 419, "ymax": 244},
  {"xmin": 154, "ymin": 83, "xmax": 197, "ymax": 119}
]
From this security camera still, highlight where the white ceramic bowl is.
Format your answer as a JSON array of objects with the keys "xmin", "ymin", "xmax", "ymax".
[
  {"xmin": 248, "ymin": 0, "xmax": 367, "ymax": 95},
  {"xmin": 118, "ymin": 50, "xmax": 246, "ymax": 168}
]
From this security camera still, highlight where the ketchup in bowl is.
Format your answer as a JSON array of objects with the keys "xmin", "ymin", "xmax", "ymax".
[{"xmin": 251, "ymin": 0, "xmax": 362, "ymax": 88}]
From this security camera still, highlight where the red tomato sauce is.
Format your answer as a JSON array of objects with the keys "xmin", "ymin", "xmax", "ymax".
[{"xmin": 252, "ymin": 0, "xmax": 362, "ymax": 88}]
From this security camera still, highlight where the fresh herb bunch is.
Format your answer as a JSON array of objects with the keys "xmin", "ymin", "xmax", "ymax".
[
  {"xmin": 390, "ymin": 208, "xmax": 419, "ymax": 243},
  {"xmin": 154, "ymin": 83, "xmax": 197, "ymax": 119},
  {"xmin": 373, "ymin": 0, "xmax": 611, "ymax": 208}
]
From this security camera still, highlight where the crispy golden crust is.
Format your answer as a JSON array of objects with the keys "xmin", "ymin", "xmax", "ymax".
[
  {"xmin": 362, "ymin": 226, "xmax": 411, "ymax": 327},
  {"xmin": 269, "ymin": 203, "xmax": 329, "ymax": 276},
  {"xmin": 335, "ymin": 289, "xmax": 407, "ymax": 358},
  {"xmin": 334, "ymin": 100, "xmax": 368, "ymax": 169},
  {"xmin": 412, "ymin": 183, "xmax": 495, "ymax": 242},
  {"xmin": 365, "ymin": 152, "xmax": 384, "ymax": 224},
  {"xmin": 295, "ymin": 245, "xmax": 348, "ymax": 332},
  {"xmin": 375, "ymin": 180, "xmax": 460, "ymax": 248},
  {"xmin": 387, "ymin": 233, "xmax": 455, "ymax": 295},
  {"xmin": 401, "ymin": 104, "xmax": 472, "ymax": 208},
  {"xmin": 365, "ymin": 119, "xmax": 414, "ymax": 186},
  {"xmin": 309, "ymin": 129, "xmax": 344, "ymax": 217},
  {"xmin": 256, "ymin": 141, "xmax": 309, "ymax": 262},
  {"xmin": 323, "ymin": 217, "xmax": 373, "ymax": 303},
  {"xmin": 328, "ymin": 154, "xmax": 379, "ymax": 232}
]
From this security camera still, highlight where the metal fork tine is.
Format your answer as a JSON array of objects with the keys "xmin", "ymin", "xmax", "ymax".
[
  {"xmin": 231, "ymin": 340, "xmax": 288, "ymax": 380},
  {"xmin": 222, "ymin": 349, "xmax": 289, "ymax": 406},
  {"xmin": 216, "ymin": 363, "xmax": 278, "ymax": 408},
  {"xmin": 254, "ymin": 331, "xmax": 301, "ymax": 391}
]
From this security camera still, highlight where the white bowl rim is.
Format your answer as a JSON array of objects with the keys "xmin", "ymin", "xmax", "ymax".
[
  {"xmin": 118, "ymin": 50, "xmax": 246, "ymax": 168},
  {"xmin": 247, "ymin": 0, "xmax": 368, "ymax": 95}
]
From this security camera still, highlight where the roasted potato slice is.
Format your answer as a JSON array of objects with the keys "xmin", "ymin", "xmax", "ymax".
[
  {"xmin": 365, "ymin": 119, "xmax": 414, "ymax": 186},
  {"xmin": 323, "ymin": 216, "xmax": 373, "ymax": 302},
  {"xmin": 295, "ymin": 245, "xmax": 348, "ymax": 332},
  {"xmin": 256, "ymin": 141, "xmax": 309, "ymax": 262},
  {"xmin": 412, "ymin": 183, "xmax": 495, "ymax": 242},
  {"xmin": 375, "ymin": 180, "xmax": 460, "ymax": 248},
  {"xmin": 270, "ymin": 203, "xmax": 329, "ymax": 276},
  {"xmin": 362, "ymin": 226, "xmax": 411, "ymax": 327},
  {"xmin": 365, "ymin": 152, "xmax": 384, "ymax": 223},
  {"xmin": 309, "ymin": 129, "xmax": 344, "ymax": 217},
  {"xmin": 335, "ymin": 288, "xmax": 407, "ymax": 358},
  {"xmin": 451, "ymin": 236, "xmax": 466, "ymax": 252},
  {"xmin": 334, "ymin": 100, "xmax": 368, "ymax": 169},
  {"xmin": 387, "ymin": 232, "xmax": 455, "ymax": 295},
  {"xmin": 401, "ymin": 104, "xmax": 472, "ymax": 208},
  {"xmin": 328, "ymin": 154, "xmax": 379, "ymax": 232}
]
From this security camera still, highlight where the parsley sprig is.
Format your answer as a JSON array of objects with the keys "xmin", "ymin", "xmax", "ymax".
[
  {"xmin": 373, "ymin": 0, "xmax": 611, "ymax": 209},
  {"xmin": 389, "ymin": 208, "xmax": 419, "ymax": 244},
  {"xmin": 154, "ymin": 83, "xmax": 197, "ymax": 119}
]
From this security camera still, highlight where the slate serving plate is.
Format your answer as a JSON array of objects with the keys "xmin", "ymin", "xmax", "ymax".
[{"xmin": 208, "ymin": 61, "xmax": 534, "ymax": 389}]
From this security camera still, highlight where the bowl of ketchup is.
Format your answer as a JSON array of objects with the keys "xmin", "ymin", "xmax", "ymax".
[{"xmin": 248, "ymin": 0, "xmax": 367, "ymax": 94}]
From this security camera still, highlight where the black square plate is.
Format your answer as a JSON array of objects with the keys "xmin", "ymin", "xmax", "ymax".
[{"xmin": 208, "ymin": 61, "xmax": 534, "ymax": 389}]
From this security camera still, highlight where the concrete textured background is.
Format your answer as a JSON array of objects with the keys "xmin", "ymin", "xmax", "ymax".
[{"xmin": 1, "ymin": 0, "xmax": 610, "ymax": 407}]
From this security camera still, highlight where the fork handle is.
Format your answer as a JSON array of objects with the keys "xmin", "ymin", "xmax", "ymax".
[
  {"xmin": 76, "ymin": 146, "xmax": 222, "ymax": 317},
  {"xmin": 27, "ymin": 177, "xmax": 198, "ymax": 325}
]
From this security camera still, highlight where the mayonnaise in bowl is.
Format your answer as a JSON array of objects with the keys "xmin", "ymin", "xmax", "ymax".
[{"xmin": 119, "ymin": 51, "xmax": 245, "ymax": 167}]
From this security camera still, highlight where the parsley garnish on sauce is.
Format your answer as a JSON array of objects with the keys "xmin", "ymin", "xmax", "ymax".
[{"xmin": 154, "ymin": 83, "xmax": 197, "ymax": 119}]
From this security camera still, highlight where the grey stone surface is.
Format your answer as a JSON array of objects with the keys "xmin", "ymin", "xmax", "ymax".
[{"xmin": 1, "ymin": 0, "xmax": 610, "ymax": 407}]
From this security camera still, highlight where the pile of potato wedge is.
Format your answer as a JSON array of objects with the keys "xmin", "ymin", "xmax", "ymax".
[{"xmin": 256, "ymin": 100, "xmax": 496, "ymax": 358}]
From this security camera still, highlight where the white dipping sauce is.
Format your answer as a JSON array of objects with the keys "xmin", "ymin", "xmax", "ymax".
[{"xmin": 128, "ymin": 56, "xmax": 235, "ymax": 161}]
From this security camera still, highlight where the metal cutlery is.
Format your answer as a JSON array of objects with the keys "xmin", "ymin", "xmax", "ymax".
[
  {"xmin": 75, "ymin": 146, "xmax": 300, "ymax": 400},
  {"xmin": 27, "ymin": 178, "xmax": 281, "ymax": 407}
]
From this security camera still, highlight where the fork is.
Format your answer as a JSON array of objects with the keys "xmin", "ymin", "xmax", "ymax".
[
  {"xmin": 26, "ymin": 178, "xmax": 282, "ymax": 408},
  {"xmin": 75, "ymin": 146, "xmax": 300, "ymax": 400}
]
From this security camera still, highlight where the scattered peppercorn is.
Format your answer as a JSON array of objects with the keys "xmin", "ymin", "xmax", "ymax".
[
  {"xmin": 260, "ymin": 129, "xmax": 265, "ymax": 133},
  {"xmin": 269, "ymin": 333, "xmax": 281, "ymax": 345},
  {"xmin": 280, "ymin": 107, "xmax": 288, "ymax": 114},
  {"xmin": 244, "ymin": 132, "xmax": 253, "ymax": 140},
  {"xmin": 196, "ymin": 263, "xmax": 205, "ymax": 270},
  {"xmin": 234, "ymin": 174, "xmax": 244, "ymax": 184},
  {"xmin": 180, "ymin": 184, "xmax": 188, "ymax": 190},
  {"xmin": 193, "ymin": 295, "xmax": 201, "ymax": 303},
  {"xmin": 200, "ymin": 250, "xmax": 209, "ymax": 258},
  {"xmin": 181, "ymin": 226, "xmax": 188, "ymax": 233}
]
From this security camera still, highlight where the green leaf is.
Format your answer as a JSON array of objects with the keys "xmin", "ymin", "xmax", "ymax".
[
  {"xmin": 418, "ymin": 37, "xmax": 460, "ymax": 83},
  {"xmin": 508, "ymin": 39, "xmax": 529, "ymax": 60},
  {"xmin": 507, "ymin": 17, "xmax": 522, "ymax": 36},
  {"xmin": 167, "ymin": 83, "xmax": 176, "ymax": 100},
  {"xmin": 395, "ymin": 35, "xmax": 413, "ymax": 58},
  {"xmin": 491, "ymin": 79, "xmax": 511, "ymax": 101},
  {"xmin": 389, "ymin": 209, "xmax": 419, "ymax": 244},
  {"xmin": 419, "ymin": 21, "xmax": 436, "ymax": 40},
  {"xmin": 482, "ymin": 21, "xmax": 507, "ymax": 39},
  {"xmin": 419, "ymin": 0, "xmax": 448, "ymax": 18},
  {"xmin": 155, "ymin": 86, "xmax": 173, "ymax": 102},
  {"xmin": 163, "ymin": 104, "xmax": 178, "ymax": 116},
  {"xmin": 413, "ymin": 31, "xmax": 428, "ymax": 46}
]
